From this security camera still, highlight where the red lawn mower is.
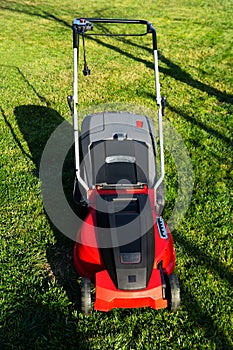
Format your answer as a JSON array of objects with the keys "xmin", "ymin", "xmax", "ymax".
[{"xmin": 68, "ymin": 18, "xmax": 180, "ymax": 313}]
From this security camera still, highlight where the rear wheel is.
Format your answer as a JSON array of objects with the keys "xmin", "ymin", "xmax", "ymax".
[
  {"xmin": 74, "ymin": 177, "xmax": 88, "ymax": 219},
  {"xmin": 155, "ymin": 181, "xmax": 165, "ymax": 215},
  {"xmin": 80, "ymin": 277, "xmax": 92, "ymax": 315},
  {"xmin": 166, "ymin": 273, "xmax": 180, "ymax": 312}
]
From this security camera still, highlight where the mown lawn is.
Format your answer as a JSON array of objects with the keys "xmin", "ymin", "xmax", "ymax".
[{"xmin": 0, "ymin": 0, "xmax": 232, "ymax": 349}]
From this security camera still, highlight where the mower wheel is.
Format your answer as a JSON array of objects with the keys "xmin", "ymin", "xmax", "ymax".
[
  {"xmin": 74, "ymin": 178, "xmax": 88, "ymax": 219},
  {"xmin": 166, "ymin": 274, "xmax": 180, "ymax": 312},
  {"xmin": 81, "ymin": 277, "xmax": 92, "ymax": 315},
  {"xmin": 155, "ymin": 181, "xmax": 165, "ymax": 215}
]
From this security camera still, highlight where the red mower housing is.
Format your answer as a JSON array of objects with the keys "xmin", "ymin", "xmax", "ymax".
[{"xmin": 74, "ymin": 186, "xmax": 178, "ymax": 313}]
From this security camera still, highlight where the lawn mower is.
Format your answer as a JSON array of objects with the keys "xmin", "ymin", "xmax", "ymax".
[{"xmin": 68, "ymin": 18, "xmax": 180, "ymax": 313}]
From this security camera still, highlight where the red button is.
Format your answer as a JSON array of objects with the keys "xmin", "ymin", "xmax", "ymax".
[{"xmin": 136, "ymin": 120, "xmax": 143, "ymax": 128}]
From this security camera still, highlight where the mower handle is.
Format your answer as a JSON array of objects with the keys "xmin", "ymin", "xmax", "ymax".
[
  {"xmin": 71, "ymin": 18, "xmax": 164, "ymax": 202},
  {"xmin": 73, "ymin": 18, "xmax": 157, "ymax": 50}
]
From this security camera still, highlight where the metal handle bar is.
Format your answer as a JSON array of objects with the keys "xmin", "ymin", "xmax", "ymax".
[
  {"xmin": 74, "ymin": 18, "xmax": 151, "ymax": 25},
  {"xmin": 73, "ymin": 18, "xmax": 157, "ymax": 50},
  {"xmin": 71, "ymin": 18, "xmax": 164, "ymax": 204}
]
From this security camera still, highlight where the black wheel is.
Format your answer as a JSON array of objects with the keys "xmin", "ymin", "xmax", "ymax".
[
  {"xmin": 166, "ymin": 274, "xmax": 180, "ymax": 312},
  {"xmin": 81, "ymin": 278, "xmax": 92, "ymax": 315},
  {"xmin": 73, "ymin": 177, "xmax": 88, "ymax": 219},
  {"xmin": 155, "ymin": 181, "xmax": 165, "ymax": 215}
]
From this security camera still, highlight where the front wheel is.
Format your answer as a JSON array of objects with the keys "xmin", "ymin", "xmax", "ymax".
[{"xmin": 166, "ymin": 273, "xmax": 180, "ymax": 312}]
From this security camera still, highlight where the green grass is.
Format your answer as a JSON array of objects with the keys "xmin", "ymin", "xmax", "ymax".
[{"xmin": 0, "ymin": 0, "xmax": 232, "ymax": 349}]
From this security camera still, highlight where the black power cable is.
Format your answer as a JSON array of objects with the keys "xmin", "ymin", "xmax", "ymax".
[{"xmin": 82, "ymin": 29, "xmax": 90, "ymax": 76}]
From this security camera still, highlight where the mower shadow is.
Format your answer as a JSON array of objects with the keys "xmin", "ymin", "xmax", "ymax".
[
  {"xmin": 146, "ymin": 94, "xmax": 232, "ymax": 149},
  {"xmin": 0, "ymin": 299, "xmax": 89, "ymax": 349},
  {"xmin": 0, "ymin": 1, "xmax": 71, "ymax": 29},
  {"xmin": 2, "ymin": 0, "xmax": 232, "ymax": 105},
  {"xmin": 178, "ymin": 278, "xmax": 232, "ymax": 350},
  {"xmin": 87, "ymin": 35, "xmax": 233, "ymax": 105},
  {"xmin": 167, "ymin": 102, "xmax": 232, "ymax": 147},
  {"xmin": 125, "ymin": 36, "xmax": 233, "ymax": 104},
  {"xmin": 14, "ymin": 104, "xmax": 80, "ymax": 307},
  {"xmin": 175, "ymin": 229, "xmax": 233, "ymax": 287}
]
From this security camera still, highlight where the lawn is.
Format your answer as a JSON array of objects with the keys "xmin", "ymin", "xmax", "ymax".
[{"xmin": 0, "ymin": 0, "xmax": 232, "ymax": 349}]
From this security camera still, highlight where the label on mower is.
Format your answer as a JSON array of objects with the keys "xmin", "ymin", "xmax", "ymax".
[{"xmin": 156, "ymin": 217, "xmax": 168, "ymax": 239}]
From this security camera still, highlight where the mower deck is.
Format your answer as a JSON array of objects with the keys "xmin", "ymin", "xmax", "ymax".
[{"xmin": 94, "ymin": 269, "xmax": 168, "ymax": 312}]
